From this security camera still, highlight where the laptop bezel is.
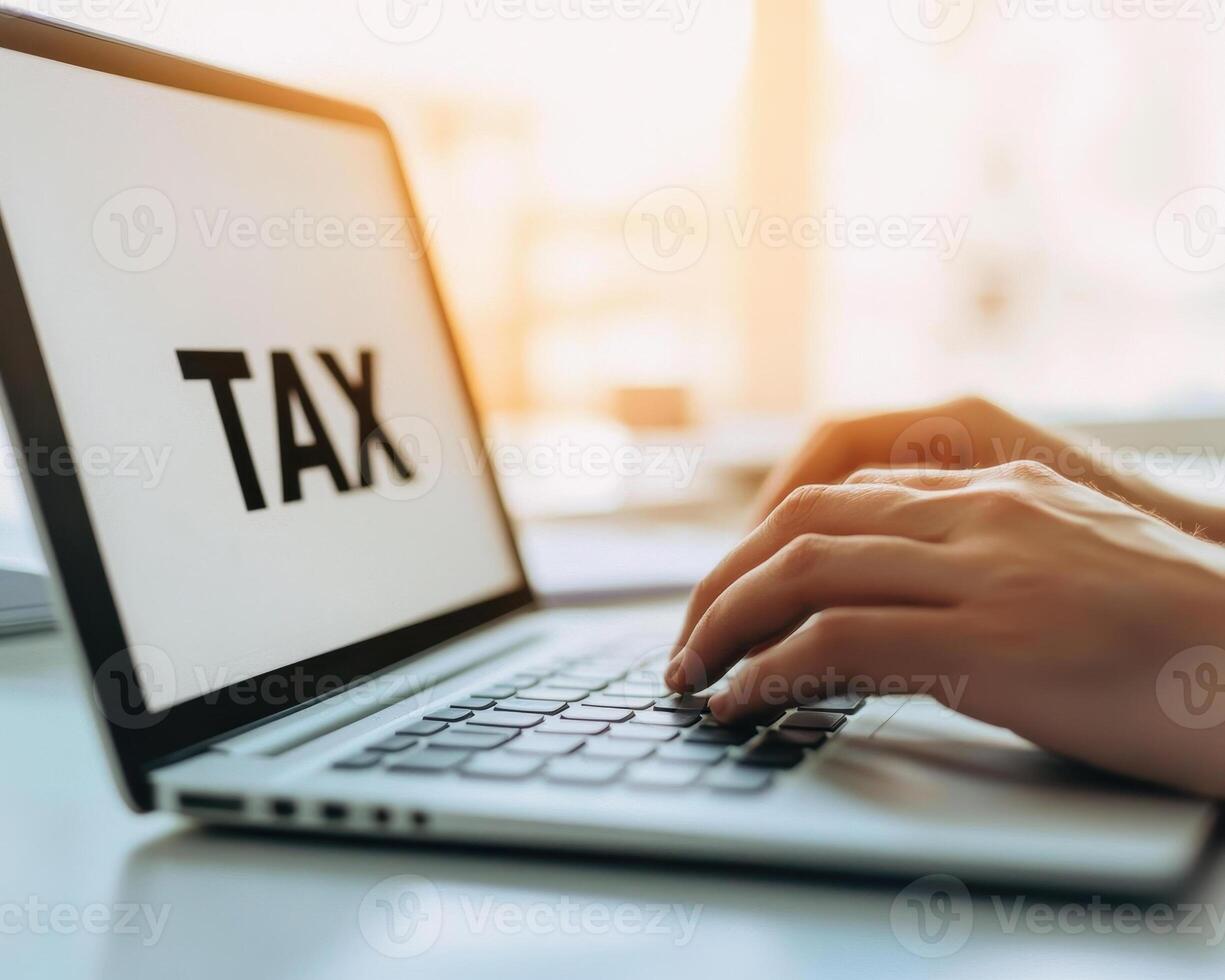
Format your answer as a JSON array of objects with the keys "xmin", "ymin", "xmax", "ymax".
[{"xmin": 0, "ymin": 11, "xmax": 535, "ymax": 810}]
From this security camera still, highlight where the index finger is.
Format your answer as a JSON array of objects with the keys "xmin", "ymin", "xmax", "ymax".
[{"xmin": 673, "ymin": 482, "xmax": 954, "ymax": 657}]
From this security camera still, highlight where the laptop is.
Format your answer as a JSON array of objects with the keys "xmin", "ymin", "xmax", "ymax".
[
  {"xmin": 0, "ymin": 567, "xmax": 54, "ymax": 635},
  {"xmin": 0, "ymin": 12, "xmax": 1214, "ymax": 892}
]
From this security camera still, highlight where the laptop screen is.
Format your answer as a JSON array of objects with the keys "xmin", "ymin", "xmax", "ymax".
[{"xmin": 0, "ymin": 43, "xmax": 524, "ymax": 711}]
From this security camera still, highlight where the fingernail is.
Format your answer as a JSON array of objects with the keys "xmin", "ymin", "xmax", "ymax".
[
  {"xmin": 665, "ymin": 659, "xmax": 683, "ymax": 690},
  {"xmin": 709, "ymin": 691, "xmax": 734, "ymax": 721},
  {"xmin": 666, "ymin": 650, "xmax": 693, "ymax": 692}
]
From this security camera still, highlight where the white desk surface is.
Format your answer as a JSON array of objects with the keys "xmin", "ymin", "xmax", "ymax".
[{"xmin": 5, "ymin": 628, "xmax": 1225, "ymax": 980}]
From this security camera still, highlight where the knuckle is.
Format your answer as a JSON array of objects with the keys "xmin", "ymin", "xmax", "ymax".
[
  {"xmin": 946, "ymin": 394, "xmax": 994, "ymax": 416},
  {"xmin": 965, "ymin": 485, "xmax": 1033, "ymax": 521},
  {"xmin": 777, "ymin": 533, "xmax": 829, "ymax": 576},
  {"xmin": 1002, "ymin": 458, "xmax": 1055, "ymax": 482},
  {"xmin": 808, "ymin": 609, "xmax": 858, "ymax": 658},
  {"xmin": 844, "ymin": 467, "xmax": 891, "ymax": 485},
  {"xmin": 772, "ymin": 485, "xmax": 827, "ymax": 530},
  {"xmin": 689, "ymin": 571, "xmax": 721, "ymax": 613}
]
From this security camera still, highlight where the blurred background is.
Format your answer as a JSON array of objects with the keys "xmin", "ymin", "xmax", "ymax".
[{"xmin": 4, "ymin": 0, "xmax": 1225, "ymax": 591}]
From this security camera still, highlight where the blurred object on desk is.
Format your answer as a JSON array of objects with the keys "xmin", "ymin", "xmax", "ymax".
[
  {"xmin": 484, "ymin": 412, "xmax": 797, "ymax": 521},
  {"xmin": 0, "ymin": 423, "xmax": 45, "ymax": 573},
  {"xmin": 518, "ymin": 517, "xmax": 739, "ymax": 606}
]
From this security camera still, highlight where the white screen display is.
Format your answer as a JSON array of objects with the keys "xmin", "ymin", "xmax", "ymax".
[{"xmin": 0, "ymin": 47, "xmax": 524, "ymax": 710}]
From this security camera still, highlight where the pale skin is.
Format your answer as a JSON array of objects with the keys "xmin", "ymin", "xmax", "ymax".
[{"xmin": 665, "ymin": 397, "xmax": 1225, "ymax": 798}]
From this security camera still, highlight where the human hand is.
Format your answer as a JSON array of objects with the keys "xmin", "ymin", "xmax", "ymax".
[
  {"xmin": 751, "ymin": 396, "xmax": 1224, "ymax": 540},
  {"xmin": 670, "ymin": 461, "xmax": 1225, "ymax": 797}
]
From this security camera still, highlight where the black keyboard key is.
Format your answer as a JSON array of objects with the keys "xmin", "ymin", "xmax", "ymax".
[
  {"xmin": 705, "ymin": 766, "xmax": 774, "ymax": 793},
  {"xmin": 768, "ymin": 729, "xmax": 828, "ymax": 749},
  {"xmin": 656, "ymin": 694, "xmax": 710, "ymax": 713},
  {"xmin": 655, "ymin": 742, "xmax": 726, "ymax": 765},
  {"xmin": 332, "ymin": 751, "xmax": 383, "ymax": 770},
  {"xmin": 686, "ymin": 725, "xmax": 756, "ymax": 746},
  {"xmin": 495, "ymin": 698, "xmax": 567, "ymax": 716},
  {"xmin": 545, "ymin": 757, "xmax": 625, "ymax": 785},
  {"xmin": 801, "ymin": 695, "xmax": 865, "ymax": 714},
  {"xmin": 780, "ymin": 711, "xmax": 846, "ymax": 733},
  {"xmin": 538, "ymin": 719, "xmax": 610, "ymax": 736},
  {"xmin": 461, "ymin": 752, "xmax": 545, "ymax": 780},
  {"xmin": 395, "ymin": 721, "xmax": 448, "ymax": 736},
  {"xmin": 387, "ymin": 748, "xmax": 469, "ymax": 772},
  {"xmin": 632, "ymin": 711, "xmax": 700, "ymax": 728},
  {"xmin": 582, "ymin": 695, "xmax": 656, "ymax": 711},
  {"xmin": 516, "ymin": 686, "xmax": 589, "ymax": 702},
  {"xmin": 452, "ymin": 697, "xmax": 495, "ymax": 711},
  {"xmin": 563, "ymin": 706, "xmax": 634, "ymax": 723},
  {"xmin": 424, "ymin": 708, "xmax": 472, "ymax": 723},
  {"xmin": 368, "ymin": 734, "xmax": 419, "ymax": 753},
  {"xmin": 583, "ymin": 739, "xmax": 655, "ymax": 761},
  {"xmin": 736, "ymin": 744, "xmax": 804, "ymax": 769},
  {"xmin": 431, "ymin": 729, "xmax": 514, "ymax": 751},
  {"xmin": 505, "ymin": 733, "xmax": 585, "ymax": 756},
  {"xmin": 467, "ymin": 713, "xmax": 545, "ymax": 730},
  {"xmin": 625, "ymin": 761, "xmax": 702, "ymax": 788},
  {"xmin": 609, "ymin": 725, "xmax": 678, "ymax": 743},
  {"xmin": 470, "ymin": 684, "xmax": 517, "ymax": 700}
]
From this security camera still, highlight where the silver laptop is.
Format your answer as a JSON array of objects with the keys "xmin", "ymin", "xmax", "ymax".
[{"xmin": 0, "ymin": 12, "xmax": 1213, "ymax": 893}]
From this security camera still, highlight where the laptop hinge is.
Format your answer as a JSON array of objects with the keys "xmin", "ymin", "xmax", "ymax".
[{"xmin": 201, "ymin": 612, "xmax": 551, "ymax": 758}]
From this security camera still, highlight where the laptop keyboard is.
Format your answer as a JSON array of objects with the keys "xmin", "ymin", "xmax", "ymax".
[{"xmin": 330, "ymin": 650, "xmax": 865, "ymax": 794}]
